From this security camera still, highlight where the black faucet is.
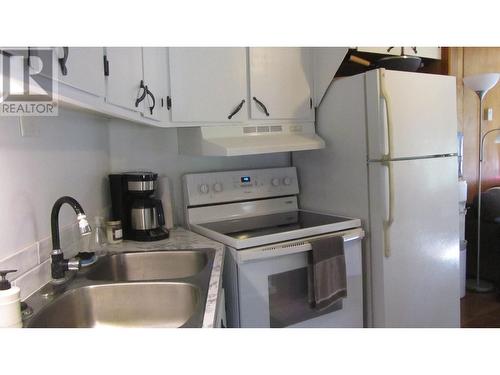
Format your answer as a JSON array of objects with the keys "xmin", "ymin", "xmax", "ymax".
[{"xmin": 51, "ymin": 196, "xmax": 92, "ymax": 281}]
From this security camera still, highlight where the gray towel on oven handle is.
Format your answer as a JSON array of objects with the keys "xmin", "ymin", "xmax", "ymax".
[{"xmin": 307, "ymin": 235, "xmax": 347, "ymax": 310}]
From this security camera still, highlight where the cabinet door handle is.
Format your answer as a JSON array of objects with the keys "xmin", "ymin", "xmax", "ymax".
[
  {"xmin": 58, "ymin": 47, "xmax": 69, "ymax": 76},
  {"xmin": 227, "ymin": 99, "xmax": 245, "ymax": 120},
  {"xmin": 252, "ymin": 96, "xmax": 269, "ymax": 116},
  {"xmin": 146, "ymin": 86, "xmax": 156, "ymax": 115},
  {"xmin": 135, "ymin": 80, "xmax": 147, "ymax": 108}
]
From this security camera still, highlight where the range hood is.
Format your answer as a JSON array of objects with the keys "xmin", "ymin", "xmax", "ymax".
[{"xmin": 177, "ymin": 123, "xmax": 325, "ymax": 156}]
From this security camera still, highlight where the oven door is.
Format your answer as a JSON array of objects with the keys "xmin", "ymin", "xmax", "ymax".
[{"xmin": 225, "ymin": 228, "xmax": 364, "ymax": 328}]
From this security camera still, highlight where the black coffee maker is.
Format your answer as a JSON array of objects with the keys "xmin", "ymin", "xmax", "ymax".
[{"xmin": 109, "ymin": 172, "xmax": 169, "ymax": 241}]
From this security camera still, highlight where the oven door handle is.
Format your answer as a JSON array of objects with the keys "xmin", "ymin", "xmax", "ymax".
[{"xmin": 234, "ymin": 229, "xmax": 365, "ymax": 263}]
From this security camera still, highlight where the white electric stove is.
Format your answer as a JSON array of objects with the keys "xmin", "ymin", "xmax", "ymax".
[{"xmin": 183, "ymin": 167, "xmax": 364, "ymax": 328}]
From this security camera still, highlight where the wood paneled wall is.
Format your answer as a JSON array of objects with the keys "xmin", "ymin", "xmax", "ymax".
[{"xmin": 448, "ymin": 47, "xmax": 500, "ymax": 202}]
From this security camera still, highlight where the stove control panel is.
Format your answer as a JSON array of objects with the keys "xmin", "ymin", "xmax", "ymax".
[{"xmin": 183, "ymin": 167, "xmax": 299, "ymax": 206}]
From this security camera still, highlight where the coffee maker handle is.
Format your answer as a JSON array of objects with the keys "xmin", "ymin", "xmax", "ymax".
[{"xmin": 156, "ymin": 200, "xmax": 165, "ymax": 227}]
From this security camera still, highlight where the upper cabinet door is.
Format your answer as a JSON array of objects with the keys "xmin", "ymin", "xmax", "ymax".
[
  {"xmin": 357, "ymin": 47, "xmax": 441, "ymax": 60},
  {"xmin": 249, "ymin": 48, "xmax": 313, "ymax": 121},
  {"xmin": 142, "ymin": 47, "xmax": 169, "ymax": 122},
  {"xmin": 54, "ymin": 47, "xmax": 105, "ymax": 97},
  {"xmin": 105, "ymin": 47, "xmax": 144, "ymax": 112},
  {"xmin": 403, "ymin": 47, "xmax": 441, "ymax": 60},
  {"xmin": 356, "ymin": 47, "xmax": 398, "ymax": 56},
  {"xmin": 169, "ymin": 47, "xmax": 248, "ymax": 123}
]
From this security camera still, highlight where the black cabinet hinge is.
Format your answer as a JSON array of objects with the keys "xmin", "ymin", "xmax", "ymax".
[
  {"xmin": 27, "ymin": 46, "xmax": 32, "ymax": 68},
  {"xmin": 103, "ymin": 55, "xmax": 109, "ymax": 76},
  {"xmin": 59, "ymin": 47, "xmax": 69, "ymax": 76},
  {"xmin": 166, "ymin": 96, "xmax": 172, "ymax": 110}
]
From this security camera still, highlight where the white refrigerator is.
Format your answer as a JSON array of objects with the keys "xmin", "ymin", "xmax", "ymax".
[{"xmin": 293, "ymin": 68, "xmax": 460, "ymax": 327}]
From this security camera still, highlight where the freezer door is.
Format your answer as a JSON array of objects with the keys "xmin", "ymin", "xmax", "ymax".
[
  {"xmin": 368, "ymin": 156, "xmax": 460, "ymax": 327},
  {"xmin": 366, "ymin": 69, "xmax": 458, "ymax": 160}
]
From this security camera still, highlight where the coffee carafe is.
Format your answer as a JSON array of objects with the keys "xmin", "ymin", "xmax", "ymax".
[{"xmin": 109, "ymin": 172, "xmax": 169, "ymax": 241}]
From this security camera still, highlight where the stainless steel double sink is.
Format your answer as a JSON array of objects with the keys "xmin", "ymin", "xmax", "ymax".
[{"xmin": 23, "ymin": 249, "xmax": 216, "ymax": 328}]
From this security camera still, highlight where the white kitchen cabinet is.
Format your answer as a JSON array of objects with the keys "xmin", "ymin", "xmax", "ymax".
[
  {"xmin": 54, "ymin": 47, "xmax": 105, "ymax": 97},
  {"xmin": 403, "ymin": 47, "xmax": 441, "ymax": 60},
  {"xmin": 249, "ymin": 47, "xmax": 314, "ymax": 121},
  {"xmin": 311, "ymin": 47, "xmax": 348, "ymax": 106},
  {"xmin": 356, "ymin": 47, "xmax": 396, "ymax": 56},
  {"xmin": 141, "ymin": 47, "xmax": 169, "ymax": 122},
  {"xmin": 23, "ymin": 47, "xmax": 105, "ymax": 98},
  {"xmin": 168, "ymin": 47, "xmax": 248, "ymax": 123},
  {"xmin": 105, "ymin": 47, "xmax": 144, "ymax": 112},
  {"xmin": 357, "ymin": 47, "xmax": 441, "ymax": 60}
]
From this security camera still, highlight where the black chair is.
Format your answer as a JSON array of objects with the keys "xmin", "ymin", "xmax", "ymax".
[{"xmin": 465, "ymin": 187, "xmax": 500, "ymax": 287}]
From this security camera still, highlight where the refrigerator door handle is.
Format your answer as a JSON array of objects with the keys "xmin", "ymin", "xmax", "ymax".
[
  {"xmin": 382, "ymin": 160, "xmax": 394, "ymax": 257},
  {"xmin": 380, "ymin": 69, "xmax": 394, "ymax": 257},
  {"xmin": 380, "ymin": 69, "xmax": 393, "ymax": 160}
]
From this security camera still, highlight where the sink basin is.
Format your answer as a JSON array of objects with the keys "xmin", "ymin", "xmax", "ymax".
[
  {"xmin": 23, "ymin": 248, "xmax": 216, "ymax": 328},
  {"xmin": 85, "ymin": 250, "xmax": 208, "ymax": 281},
  {"xmin": 27, "ymin": 282, "xmax": 200, "ymax": 328}
]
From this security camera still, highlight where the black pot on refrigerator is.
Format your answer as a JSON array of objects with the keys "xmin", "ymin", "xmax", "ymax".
[{"xmin": 109, "ymin": 171, "xmax": 169, "ymax": 241}]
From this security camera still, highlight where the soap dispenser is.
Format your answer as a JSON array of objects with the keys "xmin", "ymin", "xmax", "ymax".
[{"xmin": 0, "ymin": 270, "xmax": 22, "ymax": 328}]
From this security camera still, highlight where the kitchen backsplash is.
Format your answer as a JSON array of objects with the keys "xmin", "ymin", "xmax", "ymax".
[
  {"xmin": 1, "ymin": 221, "xmax": 81, "ymax": 299},
  {"xmin": 0, "ymin": 106, "xmax": 289, "ymax": 300}
]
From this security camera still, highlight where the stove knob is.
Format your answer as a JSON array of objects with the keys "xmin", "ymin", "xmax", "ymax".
[
  {"xmin": 283, "ymin": 177, "xmax": 292, "ymax": 186},
  {"xmin": 213, "ymin": 183, "xmax": 223, "ymax": 193},
  {"xmin": 271, "ymin": 178, "xmax": 280, "ymax": 187},
  {"xmin": 199, "ymin": 184, "xmax": 209, "ymax": 194}
]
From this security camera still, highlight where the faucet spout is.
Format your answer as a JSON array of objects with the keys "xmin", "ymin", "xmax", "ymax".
[{"xmin": 50, "ymin": 196, "xmax": 92, "ymax": 280}]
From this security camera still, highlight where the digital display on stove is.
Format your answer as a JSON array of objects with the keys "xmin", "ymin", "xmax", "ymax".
[{"xmin": 241, "ymin": 176, "xmax": 251, "ymax": 183}]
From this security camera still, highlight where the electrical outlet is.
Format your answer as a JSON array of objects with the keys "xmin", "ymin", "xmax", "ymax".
[
  {"xmin": 19, "ymin": 117, "xmax": 40, "ymax": 137},
  {"xmin": 485, "ymin": 107, "xmax": 494, "ymax": 122}
]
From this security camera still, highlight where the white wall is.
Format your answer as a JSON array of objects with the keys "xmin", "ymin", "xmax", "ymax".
[
  {"xmin": 107, "ymin": 119, "xmax": 291, "ymax": 225},
  {"xmin": 0, "ymin": 108, "xmax": 111, "ymax": 297},
  {"xmin": 0, "ymin": 108, "xmax": 110, "ymax": 261}
]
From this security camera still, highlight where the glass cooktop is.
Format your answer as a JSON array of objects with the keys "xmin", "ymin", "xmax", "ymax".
[{"xmin": 198, "ymin": 211, "xmax": 352, "ymax": 240}]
